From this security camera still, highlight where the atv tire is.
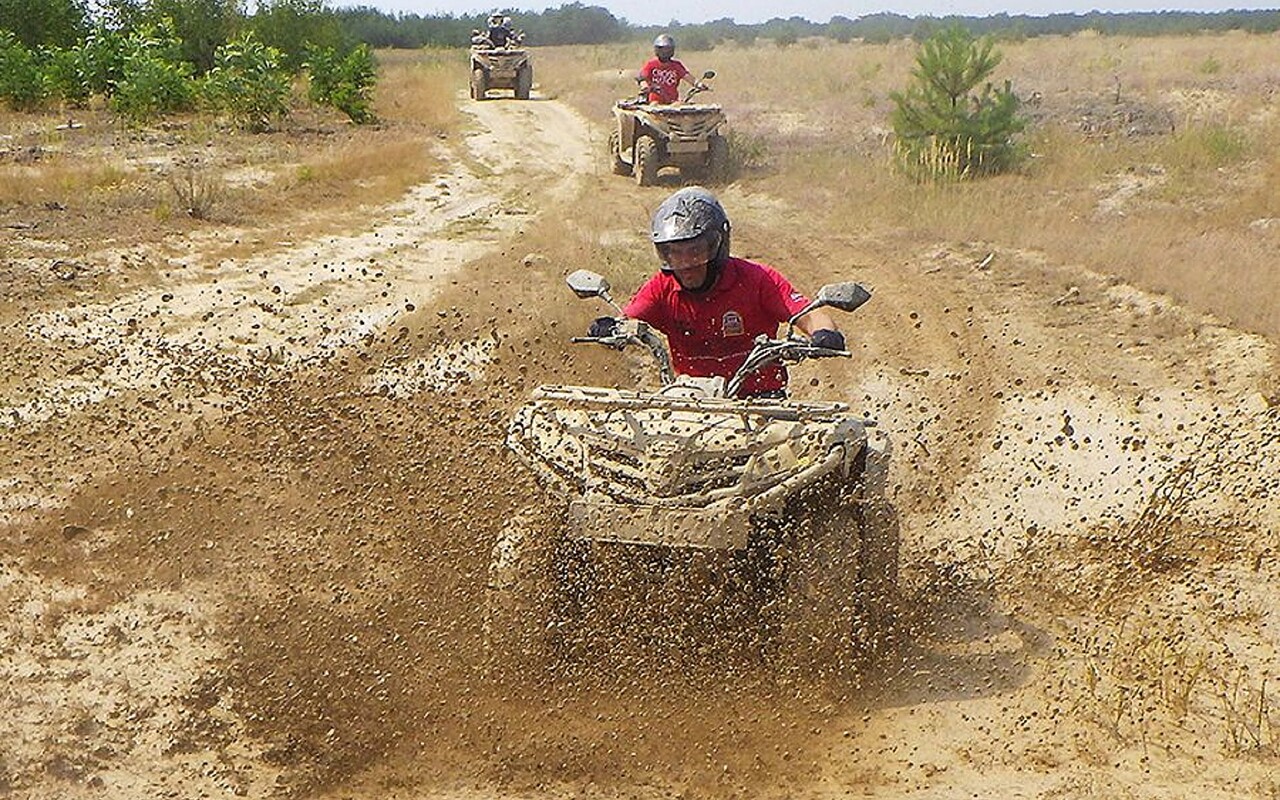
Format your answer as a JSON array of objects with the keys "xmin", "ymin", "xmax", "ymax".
[
  {"xmin": 707, "ymin": 134, "xmax": 731, "ymax": 183},
  {"xmin": 609, "ymin": 130, "xmax": 632, "ymax": 176},
  {"xmin": 515, "ymin": 66, "xmax": 533, "ymax": 100},
  {"xmin": 471, "ymin": 68, "xmax": 489, "ymax": 101},
  {"xmin": 771, "ymin": 483, "xmax": 864, "ymax": 680},
  {"xmin": 485, "ymin": 508, "xmax": 554, "ymax": 678},
  {"xmin": 485, "ymin": 505, "xmax": 592, "ymax": 681},
  {"xmin": 634, "ymin": 134, "xmax": 660, "ymax": 187},
  {"xmin": 854, "ymin": 431, "xmax": 899, "ymax": 656},
  {"xmin": 770, "ymin": 438, "xmax": 899, "ymax": 681}
]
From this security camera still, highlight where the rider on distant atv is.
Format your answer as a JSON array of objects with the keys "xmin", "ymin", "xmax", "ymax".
[
  {"xmin": 485, "ymin": 13, "xmax": 520, "ymax": 48},
  {"xmin": 638, "ymin": 34, "xmax": 706, "ymax": 104},
  {"xmin": 590, "ymin": 187, "xmax": 845, "ymax": 399}
]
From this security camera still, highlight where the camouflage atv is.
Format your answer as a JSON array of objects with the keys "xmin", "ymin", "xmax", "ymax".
[
  {"xmin": 487, "ymin": 269, "xmax": 897, "ymax": 679},
  {"xmin": 610, "ymin": 71, "xmax": 730, "ymax": 186},
  {"xmin": 469, "ymin": 33, "xmax": 533, "ymax": 100}
]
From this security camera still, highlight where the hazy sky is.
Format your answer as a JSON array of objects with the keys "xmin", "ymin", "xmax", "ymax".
[{"xmin": 365, "ymin": 1, "xmax": 1278, "ymax": 26}]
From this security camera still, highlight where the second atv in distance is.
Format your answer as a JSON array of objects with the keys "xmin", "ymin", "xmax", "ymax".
[
  {"xmin": 469, "ymin": 28, "xmax": 533, "ymax": 100},
  {"xmin": 610, "ymin": 71, "xmax": 730, "ymax": 186}
]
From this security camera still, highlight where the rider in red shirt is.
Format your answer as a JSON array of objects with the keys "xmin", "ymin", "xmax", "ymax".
[
  {"xmin": 591, "ymin": 187, "xmax": 844, "ymax": 398},
  {"xmin": 639, "ymin": 34, "xmax": 704, "ymax": 104}
]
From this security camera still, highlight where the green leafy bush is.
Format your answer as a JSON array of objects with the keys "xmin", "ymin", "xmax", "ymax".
[
  {"xmin": 77, "ymin": 27, "xmax": 129, "ymax": 98},
  {"xmin": 111, "ymin": 23, "xmax": 197, "ymax": 124},
  {"xmin": 0, "ymin": 31, "xmax": 46, "ymax": 109},
  {"xmin": 40, "ymin": 46, "xmax": 90, "ymax": 105},
  {"xmin": 203, "ymin": 33, "xmax": 291, "ymax": 131},
  {"xmin": 306, "ymin": 43, "xmax": 377, "ymax": 124},
  {"xmin": 890, "ymin": 25, "xmax": 1027, "ymax": 180}
]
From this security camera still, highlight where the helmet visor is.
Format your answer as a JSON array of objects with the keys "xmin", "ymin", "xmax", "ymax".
[{"xmin": 657, "ymin": 231, "xmax": 718, "ymax": 271}]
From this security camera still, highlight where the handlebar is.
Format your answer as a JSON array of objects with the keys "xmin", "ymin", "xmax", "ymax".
[
  {"xmin": 572, "ymin": 324, "xmax": 675, "ymax": 385},
  {"xmin": 725, "ymin": 336, "xmax": 848, "ymax": 398},
  {"xmin": 683, "ymin": 83, "xmax": 712, "ymax": 103},
  {"xmin": 574, "ymin": 326, "xmax": 846, "ymax": 399}
]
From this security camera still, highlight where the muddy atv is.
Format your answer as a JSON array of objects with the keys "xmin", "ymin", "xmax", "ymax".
[
  {"xmin": 469, "ymin": 39, "xmax": 533, "ymax": 100},
  {"xmin": 610, "ymin": 71, "xmax": 730, "ymax": 186},
  {"xmin": 487, "ymin": 270, "xmax": 897, "ymax": 680}
]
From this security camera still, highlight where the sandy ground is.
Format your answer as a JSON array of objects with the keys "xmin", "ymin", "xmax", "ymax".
[{"xmin": 1, "ymin": 87, "xmax": 1277, "ymax": 800}]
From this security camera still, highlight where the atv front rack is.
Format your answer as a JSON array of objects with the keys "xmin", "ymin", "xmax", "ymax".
[{"xmin": 507, "ymin": 384, "xmax": 868, "ymax": 548}]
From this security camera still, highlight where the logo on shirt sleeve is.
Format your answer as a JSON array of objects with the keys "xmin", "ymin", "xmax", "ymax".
[{"xmin": 721, "ymin": 310, "xmax": 744, "ymax": 337}]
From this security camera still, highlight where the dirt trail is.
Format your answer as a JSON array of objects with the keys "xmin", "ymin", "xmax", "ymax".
[{"xmin": 2, "ymin": 90, "xmax": 1278, "ymax": 800}]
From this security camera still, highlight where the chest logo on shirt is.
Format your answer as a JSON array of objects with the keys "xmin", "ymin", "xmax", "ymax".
[
  {"xmin": 652, "ymin": 68, "xmax": 680, "ymax": 88},
  {"xmin": 721, "ymin": 310, "xmax": 744, "ymax": 337}
]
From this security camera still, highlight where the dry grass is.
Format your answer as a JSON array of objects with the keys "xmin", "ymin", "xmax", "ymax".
[
  {"xmin": 374, "ymin": 47, "xmax": 463, "ymax": 129},
  {"xmin": 536, "ymin": 32, "xmax": 1280, "ymax": 340},
  {"xmin": 0, "ymin": 50, "xmax": 465, "ymax": 250}
]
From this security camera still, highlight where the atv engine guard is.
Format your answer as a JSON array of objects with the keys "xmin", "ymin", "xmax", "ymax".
[{"xmin": 568, "ymin": 500, "xmax": 749, "ymax": 550}]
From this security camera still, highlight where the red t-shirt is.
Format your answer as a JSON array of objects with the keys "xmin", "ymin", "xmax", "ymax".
[
  {"xmin": 639, "ymin": 57, "xmax": 690, "ymax": 104},
  {"xmin": 623, "ymin": 257, "xmax": 811, "ymax": 397}
]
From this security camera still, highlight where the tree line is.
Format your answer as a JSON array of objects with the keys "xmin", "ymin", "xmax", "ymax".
[
  {"xmin": 342, "ymin": 5, "xmax": 1280, "ymax": 49},
  {"xmin": 4, "ymin": 0, "xmax": 1277, "ymax": 56}
]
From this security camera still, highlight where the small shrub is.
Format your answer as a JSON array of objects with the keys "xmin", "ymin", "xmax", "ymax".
[
  {"xmin": 77, "ymin": 27, "xmax": 128, "ymax": 97},
  {"xmin": 306, "ymin": 43, "xmax": 378, "ymax": 124},
  {"xmin": 1166, "ymin": 124, "xmax": 1249, "ymax": 171},
  {"xmin": 168, "ymin": 159, "xmax": 224, "ymax": 219},
  {"xmin": 203, "ymin": 33, "xmax": 291, "ymax": 132},
  {"xmin": 111, "ymin": 23, "xmax": 196, "ymax": 124},
  {"xmin": 0, "ymin": 32, "xmax": 47, "ymax": 110},
  {"xmin": 890, "ymin": 25, "xmax": 1027, "ymax": 180},
  {"xmin": 726, "ymin": 128, "xmax": 769, "ymax": 174},
  {"xmin": 41, "ymin": 47, "xmax": 90, "ymax": 106},
  {"xmin": 1197, "ymin": 56, "xmax": 1222, "ymax": 75}
]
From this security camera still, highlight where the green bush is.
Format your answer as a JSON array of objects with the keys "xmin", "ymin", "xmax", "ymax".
[
  {"xmin": 305, "ymin": 43, "xmax": 377, "ymax": 124},
  {"xmin": 41, "ymin": 46, "xmax": 90, "ymax": 105},
  {"xmin": 77, "ymin": 27, "xmax": 129, "ymax": 97},
  {"xmin": 0, "ymin": 31, "xmax": 46, "ymax": 109},
  {"xmin": 111, "ymin": 23, "xmax": 197, "ymax": 124},
  {"xmin": 890, "ymin": 25, "xmax": 1027, "ymax": 180},
  {"xmin": 203, "ymin": 33, "xmax": 291, "ymax": 131}
]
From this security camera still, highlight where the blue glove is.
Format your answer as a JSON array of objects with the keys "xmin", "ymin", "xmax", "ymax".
[
  {"xmin": 589, "ymin": 316, "xmax": 620, "ymax": 338},
  {"xmin": 810, "ymin": 329, "xmax": 845, "ymax": 350}
]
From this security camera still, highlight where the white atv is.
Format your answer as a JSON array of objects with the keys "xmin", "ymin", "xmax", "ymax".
[
  {"xmin": 610, "ymin": 71, "xmax": 730, "ymax": 186},
  {"xmin": 488, "ymin": 269, "xmax": 897, "ymax": 679}
]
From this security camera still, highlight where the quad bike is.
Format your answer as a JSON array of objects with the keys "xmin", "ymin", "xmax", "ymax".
[
  {"xmin": 469, "ymin": 30, "xmax": 533, "ymax": 100},
  {"xmin": 610, "ymin": 71, "xmax": 730, "ymax": 186},
  {"xmin": 487, "ymin": 269, "xmax": 898, "ymax": 680}
]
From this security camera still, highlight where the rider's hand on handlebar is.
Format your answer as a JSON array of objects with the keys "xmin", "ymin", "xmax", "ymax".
[
  {"xmin": 589, "ymin": 316, "xmax": 621, "ymax": 338},
  {"xmin": 809, "ymin": 328, "xmax": 845, "ymax": 351}
]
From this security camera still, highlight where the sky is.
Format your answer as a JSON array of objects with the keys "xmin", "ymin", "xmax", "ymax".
[{"xmin": 360, "ymin": 0, "xmax": 1280, "ymax": 26}]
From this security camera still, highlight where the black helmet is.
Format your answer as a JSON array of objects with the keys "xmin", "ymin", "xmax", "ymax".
[
  {"xmin": 653, "ymin": 34, "xmax": 675, "ymax": 61},
  {"xmin": 651, "ymin": 186, "xmax": 731, "ymax": 279}
]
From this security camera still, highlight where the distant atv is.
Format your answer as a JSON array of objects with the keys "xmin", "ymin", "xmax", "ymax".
[
  {"xmin": 610, "ymin": 71, "xmax": 730, "ymax": 186},
  {"xmin": 487, "ymin": 269, "xmax": 898, "ymax": 678},
  {"xmin": 469, "ymin": 31, "xmax": 533, "ymax": 100}
]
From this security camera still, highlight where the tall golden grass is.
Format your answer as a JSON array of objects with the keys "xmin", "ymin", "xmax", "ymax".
[{"xmin": 536, "ymin": 32, "xmax": 1280, "ymax": 339}]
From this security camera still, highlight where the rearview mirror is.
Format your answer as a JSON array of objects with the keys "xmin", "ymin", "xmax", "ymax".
[
  {"xmin": 816, "ymin": 282, "xmax": 872, "ymax": 312},
  {"xmin": 566, "ymin": 269, "xmax": 611, "ymax": 299},
  {"xmin": 702, "ymin": 70, "xmax": 716, "ymax": 79}
]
